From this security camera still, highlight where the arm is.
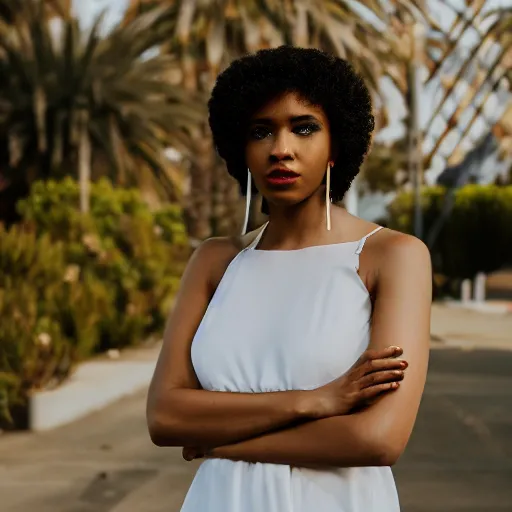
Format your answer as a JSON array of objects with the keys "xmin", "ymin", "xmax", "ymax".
[
  {"xmin": 208, "ymin": 235, "xmax": 432, "ymax": 467},
  {"xmin": 146, "ymin": 236, "xmax": 313, "ymax": 448}
]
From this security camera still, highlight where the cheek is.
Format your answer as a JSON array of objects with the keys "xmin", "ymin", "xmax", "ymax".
[
  {"xmin": 303, "ymin": 135, "xmax": 330, "ymax": 158},
  {"xmin": 245, "ymin": 142, "xmax": 266, "ymax": 168}
]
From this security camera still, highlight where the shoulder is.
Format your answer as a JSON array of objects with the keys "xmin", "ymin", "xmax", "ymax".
[
  {"xmin": 375, "ymin": 229, "xmax": 431, "ymax": 269},
  {"xmin": 191, "ymin": 226, "xmax": 264, "ymax": 291},
  {"xmin": 371, "ymin": 228, "xmax": 432, "ymax": 288}
]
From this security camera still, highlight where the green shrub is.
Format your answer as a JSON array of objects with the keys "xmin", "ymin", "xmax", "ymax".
[
  {"xmin": 0, "ymin": 226, "xmax": 112, "ymax": 428},
  {"xmin": 388, "ymin": 185, "xmax": 512, "ymax": 280},
  {"xmin": 1, "ymin": 178, "xmax": 190, "ymax": 428},
  {"xmin": 18, "ymin": 177, "xmax": 189, "ymax": 346}
]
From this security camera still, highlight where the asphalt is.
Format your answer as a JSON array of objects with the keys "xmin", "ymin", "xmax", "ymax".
[{"xmin": 1, "ymin": 347, "xmax": 511, "ymax": 512}]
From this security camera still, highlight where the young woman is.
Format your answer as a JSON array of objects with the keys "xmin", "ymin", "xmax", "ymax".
[{"xmin": 146, "ymin": 46, "xmax": 432, "ymax": 511}]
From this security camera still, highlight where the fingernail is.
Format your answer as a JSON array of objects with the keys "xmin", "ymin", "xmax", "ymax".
[{"xmin": 400, "ymin": 361, "xmax": 408, "ymax": 368}]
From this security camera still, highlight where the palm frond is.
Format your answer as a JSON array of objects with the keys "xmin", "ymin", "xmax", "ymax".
[{"xmin": 0, "ymin": 1, "xmax": 205, "ymax": 200}]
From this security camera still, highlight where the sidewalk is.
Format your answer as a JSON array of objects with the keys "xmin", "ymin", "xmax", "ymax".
[
  {"xmin": 20, "ymin": 299, "xmax": 512, "ymax": 432},
  {"xmin": 2, "ymin": 348, "xmax": 512, "ymax": 512},
  {"xmin": 430, "ymin": 301, "xmax": 512, "ymax": 351}
]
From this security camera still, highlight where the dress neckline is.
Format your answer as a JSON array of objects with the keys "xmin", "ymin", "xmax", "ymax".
[{"xmin": 249, "ymin": 222, "xmax": 383, "ymax": 253}]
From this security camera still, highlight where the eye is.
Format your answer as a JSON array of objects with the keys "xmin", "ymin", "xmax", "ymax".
[
  {"xmin": 249, "ymin": 126, "xmax": 271, "ymax": 140},
  {"xmin": 294, "ymin": 123, "xmax": 321, "ymax": 136}
]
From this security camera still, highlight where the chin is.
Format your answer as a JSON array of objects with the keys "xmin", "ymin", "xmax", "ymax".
[{"xmin": 264, "ymin": 193, "xmax": 309, "ymax": 210}]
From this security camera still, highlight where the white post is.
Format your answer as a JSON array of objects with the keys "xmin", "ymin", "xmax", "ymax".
[
  {"xmin": 473, "ymin": 272, "xmax": 486, "ymax": 303},
  {"xmin": 461, "ymin": 279, "xmax": 472, "ymax": 304}
]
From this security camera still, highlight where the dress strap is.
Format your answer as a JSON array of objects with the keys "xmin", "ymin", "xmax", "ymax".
[
  {"xmin": 246, "ymin": 221, "xmax": 269, "ymax": 251},
  {"xmin": 355, "ymin": 226, "xmax": 384, "ymax": 255}
]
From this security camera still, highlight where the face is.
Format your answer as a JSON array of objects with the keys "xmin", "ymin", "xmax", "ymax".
[{"xmin": 245, "ymin": 91, "xmax": 333, "ymax": 210}]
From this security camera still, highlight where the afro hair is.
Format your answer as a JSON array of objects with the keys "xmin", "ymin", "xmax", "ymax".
[{"xmin": 208, "ymin": 45, "xmax": 375, "ymax": 210}]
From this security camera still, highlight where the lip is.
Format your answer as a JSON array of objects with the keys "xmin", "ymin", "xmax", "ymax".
[
  {"xmin": 266, "ymin": 167, "xmax": 300, "ymax": 186},
  {"xmin": 267, "ymin": 167, "xmax": 300, "ymax": 178}
]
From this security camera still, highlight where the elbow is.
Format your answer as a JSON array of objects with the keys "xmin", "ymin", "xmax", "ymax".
[
  {"xmin": 350, "ymin": 421, "xmax": 404, "ymax": 467},
  {"xmin": 146, "ymin": 406, "xmax": 182, "ymax": 447},
  {"xmin": 147, "ymin": 416, "xmax": 167, "ymax": 447},
  {"xmin": 375, "ymin": 443, "xmax": 402, "ymax": 467},
  {"xmin": 373, "ymin": 435, "xmax": 406, "ymax": 467},
  {"xmin": 146, "ymin": 412, "xmax": 168, "ymax": 447}
]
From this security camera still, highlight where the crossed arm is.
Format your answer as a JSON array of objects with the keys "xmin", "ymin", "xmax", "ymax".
[{"xmin": 147, "ymin": 235, "xmax": 432, "ymax": 468}]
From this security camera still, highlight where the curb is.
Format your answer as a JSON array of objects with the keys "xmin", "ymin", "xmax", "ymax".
[
  {"xmin": 29, "ymin": 349, "xmax": 159, "ymax": 431},
  {"xmin": 430, "ymin": 334, "xmax": 512, "ymax": 352},
  {"xmin": 442, "ymin": 299, "xmax": 512, "ymax": 315}
]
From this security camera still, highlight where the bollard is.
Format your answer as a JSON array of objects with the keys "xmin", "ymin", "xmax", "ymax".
[
  {"xmin": 473, "ymin": 272, "xmax": 486, "ymax": 303},
  {"xmin": 461, "ymin": 279, "xmax": 472, "ymax": 304}
]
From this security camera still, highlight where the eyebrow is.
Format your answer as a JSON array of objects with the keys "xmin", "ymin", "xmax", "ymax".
[{"xmin": 250, "ymin": 114, "xmax": 321, "ymax": 125}]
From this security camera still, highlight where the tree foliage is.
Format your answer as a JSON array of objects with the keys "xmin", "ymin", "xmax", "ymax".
[{"xmin": 0, "ymin": 0, "xmax": 205, "ymax": 214}]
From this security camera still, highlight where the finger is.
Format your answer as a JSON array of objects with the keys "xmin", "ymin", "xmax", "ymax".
[
  {"xmin": 361, "ymin": 358, "xmax": 408, "ymax": 374},
  {"xmin": 358, "ymin": 381, "xmax": 400, "ymax": 400},
  {"xmin": 183, "ymin": 447, "xmax": 199, "ymax": 461},
  {"xmin": 359, "ymin": 369, "xmax": 405, "ymax": 389},
  {"xmin": 351, "ymin": 356, "xmax": 407, "ymax": 381},
  {"xmin": 358, "ymin": 346, "xmax": 403, "ymax": 364}
]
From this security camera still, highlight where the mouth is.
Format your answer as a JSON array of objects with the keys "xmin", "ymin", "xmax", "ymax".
[{"xmin": 266, "ymin": 167, "xmax": 300, "ymax": 185}]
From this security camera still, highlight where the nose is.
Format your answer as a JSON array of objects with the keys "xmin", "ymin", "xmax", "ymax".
[{"xmin": 269, "ymin": 130, "xmax": 294, "ymax": 162}]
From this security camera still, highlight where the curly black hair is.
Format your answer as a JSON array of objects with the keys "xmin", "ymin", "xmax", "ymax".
[{"xmin": 208, "ymin": 45, "xmax": 375, "ymax": 212}]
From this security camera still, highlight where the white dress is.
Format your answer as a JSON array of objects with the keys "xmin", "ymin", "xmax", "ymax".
[{"xmin": 181, "ymin": 223, "xmax": 400, "ymax": 512}]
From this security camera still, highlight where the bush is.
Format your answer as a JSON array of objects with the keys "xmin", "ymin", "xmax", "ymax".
[
  {"xmin": 18, "ymin": 177, "xmax": 189, "ymax": 346},
  {"xmin": 0, "ymin": 178, "xmax": 190, "ymax": 429},
  {"xmin": 0, "ymin": 225, "xmax": 112, "ymax": 428},
  {"xmin": 388, "ymin": 185, "xmax": 512, "ymax": 280}
]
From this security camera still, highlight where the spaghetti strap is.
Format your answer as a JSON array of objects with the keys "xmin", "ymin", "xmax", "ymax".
[
  {"xmin": 246, "ymin": 221, "xmax": 269, "ymax": 251},
  {"xmin": 355, "ymin": 226, "xmax": 384, "ymax": 255}
]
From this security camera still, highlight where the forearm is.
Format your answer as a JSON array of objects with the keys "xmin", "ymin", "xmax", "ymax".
[
  {"xmin": 147, "ymin": 388, "xmax": 313, "ymax": 448},
  {"xmin": 209, "ymin": 413, "xmax": 390, "ymax": 468}
]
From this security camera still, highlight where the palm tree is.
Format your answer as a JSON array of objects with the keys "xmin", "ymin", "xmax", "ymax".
[
  {"xmin": 364, "ymin": 2, "xmax": 511, "ymax": 226},
  {"xmin": 124, "ymin": 0, "xmax": 436, "ymax": 239},
  {"xmin": 418, "ymin": 1, "xmax": 511, "ymax": 170},
  {"xmin": 0, "ymin": 0, "xmax": 69, "ymax": 23},
  {"xmin": 0, "ymin": 1, "xmax": 204, "ymax": 217}
]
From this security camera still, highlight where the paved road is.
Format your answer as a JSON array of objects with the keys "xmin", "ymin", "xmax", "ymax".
[{"xmin": 1, "ymin": 347, "xmax": 511, "ymax": 512}]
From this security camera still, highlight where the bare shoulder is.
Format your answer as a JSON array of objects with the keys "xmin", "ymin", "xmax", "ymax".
[
  {"xmin": 193, "ymin": 226, "xmax": 264, "ymax": 291},
  {"xmin": 368, "ymin": 228, "xmax": 432, "ymax": 292},
  {"xmin": 374, "ymin": 228, "xmax": 431, "ymax": 271}
]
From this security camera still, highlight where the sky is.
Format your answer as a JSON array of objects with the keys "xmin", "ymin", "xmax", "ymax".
[
  {"xmin": 72, "ymin": 0, "xmax": 511, "ymax": 183},
  {"xmin": 72, "ymin": 0, "xmax": 128, "ymax": 32}
]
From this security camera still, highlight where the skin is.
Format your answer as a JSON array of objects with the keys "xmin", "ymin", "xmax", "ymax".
[{"xmin": 146, "ymin": 91, "xmax": 432, "ymax": 469}]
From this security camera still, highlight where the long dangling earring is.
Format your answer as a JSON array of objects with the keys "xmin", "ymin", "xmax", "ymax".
[
  {"xmin": 241, "ymin": 168, "xmax": 251, "ymax": 236},
  {"xmin": 326, "ymin": 162, "xmax": 332, "ymax": 231}
]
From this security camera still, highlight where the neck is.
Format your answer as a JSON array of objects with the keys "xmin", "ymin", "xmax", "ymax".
[{"xmin": 262, "ymin": 190, "xmax": 349, "ymax": 249}]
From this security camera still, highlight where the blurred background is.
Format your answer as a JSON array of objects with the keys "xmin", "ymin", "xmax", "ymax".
[{"xmin": 0, "ymin": 1, "xmax": 511, "ymax": 511}]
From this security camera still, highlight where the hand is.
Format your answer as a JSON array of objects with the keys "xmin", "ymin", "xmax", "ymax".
[
  {"xmin": 182, "ymin": 446, "xmax": 205, "ymax": 461},
  {"xmin": 308, "ymin": 346, "xmax": 407, "ymax": 418}
]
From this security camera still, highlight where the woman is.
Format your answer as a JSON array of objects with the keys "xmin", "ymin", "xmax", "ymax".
[{"xmin": 146, "ymin": 46, "xmax": 432, "ymax": 511}]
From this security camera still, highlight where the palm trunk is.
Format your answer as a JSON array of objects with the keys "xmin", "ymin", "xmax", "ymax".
[
  {"xmin": 211, "ymin": 158, "xmax": 231, "ymax": 236},
  {"xmin": 185, "ymin": 123, "xmax": 213, "ymax": 242},
  {"xmin": 78, "ymin": 114, "xmax": 91, "ymax": 214}
]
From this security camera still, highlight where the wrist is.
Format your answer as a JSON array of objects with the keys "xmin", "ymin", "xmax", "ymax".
[
  {"xmin": 209, "ymin": 445, "xmax": 234, "ymax": 460},
  {"xmin": 293, "ymin": 390, "xmax": 319, "ymax": 419}
]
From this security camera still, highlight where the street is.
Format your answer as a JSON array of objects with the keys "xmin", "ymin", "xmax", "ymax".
[{"xmin": 1, "ymin": 347, "xmax": 511, "ymax": 512}]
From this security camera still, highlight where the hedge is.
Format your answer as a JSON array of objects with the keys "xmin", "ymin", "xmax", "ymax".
[
  {"xmin": 0, "ymin": 178, "xmax": 190, "ymax": 429},
  {"xmin": 387, "ymin": 185, "xmax": 512, "ymax": 280}
]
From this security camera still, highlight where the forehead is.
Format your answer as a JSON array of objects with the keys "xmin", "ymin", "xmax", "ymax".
[{"xmin": 250, "ymin": 91, "xmax": 327, "ymax": 122}]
